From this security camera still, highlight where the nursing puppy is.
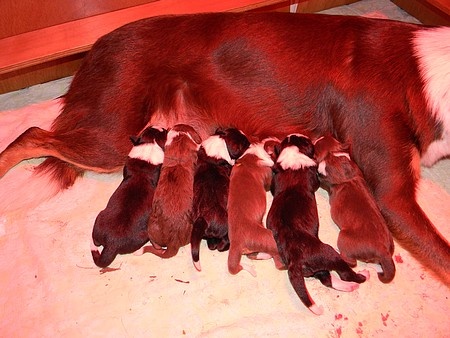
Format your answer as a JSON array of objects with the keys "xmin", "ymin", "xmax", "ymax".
[
  {"xmin": 91, "ymin": 126, "xmax": 167, "ymax": 268},
  {"xmin": 0, "ymin": 13, "xmax": 449, "ymax": 285},
  {"xmin": 145, "ymin": 124, "xmax": 202, "ymax": 258},
  {"xmin": 266, "ymin": 134, "xmax": 367, "ymax": 315},
  {"xmin": 190, "ymin": 128, "xmax": 250, "ymax": 271},
  {"xmin": 227, "ymin": 142, "xmax": 283, "ymax": 276},
  {"xmin": 314, "ymin": 135, "xmax": 396, "ymax": 283}
]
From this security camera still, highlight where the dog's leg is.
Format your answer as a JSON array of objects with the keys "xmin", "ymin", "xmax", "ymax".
[{"xmin": 191, "ymin": 217, "xmax": 208, "ymax": 271}]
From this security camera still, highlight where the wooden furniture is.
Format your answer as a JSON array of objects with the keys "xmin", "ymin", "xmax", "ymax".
[{"xmin": 392, "ymin": 0, "xmax": 450, "ymax": 26}]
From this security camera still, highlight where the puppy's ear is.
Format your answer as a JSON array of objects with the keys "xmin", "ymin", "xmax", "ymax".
[
  {"xmin": 215, "ymin": 127, "xmax": 226, "ymax": 136},
  {"xmin": 155, "ymin": 129, "xmax": 168, "ymax": 150},
  {"xmin": 188, "ymin": 129, "xmax": 202, "ymax": 145},
  {"xmin": 130, "ymin": 135, "xmax": 140, "ymax": 146},
  {"xmin": 264, "ymin": 139, "xmax": 281, "ymax": 162}
]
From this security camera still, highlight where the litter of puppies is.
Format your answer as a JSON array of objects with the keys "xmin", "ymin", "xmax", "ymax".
[{"xmin": 90, "ymin": 126, "xmax": 389, "ymax": 314}]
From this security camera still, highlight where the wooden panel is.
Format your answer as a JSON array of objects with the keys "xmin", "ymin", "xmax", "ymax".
[
  {"xmin": 0, "ymin": 0, "xmax": 158, "ymax": 39},
  {"xmin": 391, "ymin": 0, "xmax": 450, "ymax": 26}
]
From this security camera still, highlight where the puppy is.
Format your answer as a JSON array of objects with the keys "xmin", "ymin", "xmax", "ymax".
[
  {"xmin": 90, "ymin": 126, "xmax": 167, "ymax": 267},
  {"xmin": 190, "ymin": 128, "xmax": 250, "ymax": 271},
  {"xmin": 145, "ymin": 124, "xmax": 202, "ymax": 258},
  {"xmin": 314, "ymin": 135, "xmax": 396, "ymax": 283},
  {"xmin": 266, "ymin": 134, "xmax": 367, "ymax": 315},
  {"xmin": 227, "ymin": 141, "xmax": 283, "ymax": 276}
]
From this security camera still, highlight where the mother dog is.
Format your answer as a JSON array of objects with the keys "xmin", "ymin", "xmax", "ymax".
[{"xmin": 0, "ymin": 12, "xmax": 448, "ymax": 285}]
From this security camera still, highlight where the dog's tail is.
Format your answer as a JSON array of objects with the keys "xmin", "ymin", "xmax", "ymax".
[
  {"xmin": 190, "ymin": 217, "xmax": 208, "ymax": 271},
  {"xmin": 377, "ymin": 256, "xmax": 396, "ymax": 283},
  {"xmin": 287, "ymin": 265, "xmax": 324, "ymax": 315},
  {"xmin": 90, "ymin": 239, "xmax": 118, "ymax": 268}
]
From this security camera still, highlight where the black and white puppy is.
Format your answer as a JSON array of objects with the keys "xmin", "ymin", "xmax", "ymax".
[
  {"xmin": 266, "ymin": 134, "xmax": 367, "ymax": 315},
  {"xmin": 91, "ymin": 126, "xmax": 167, "ymax": 267},
  {"xmin": 190, "ymin": 128, "xmax": 250, "ymax": 271}
]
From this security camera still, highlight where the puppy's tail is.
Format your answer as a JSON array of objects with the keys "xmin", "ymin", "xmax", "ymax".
[
  {"xmin": 377, "ymin": 256, "xmax": 396, "ymax": 283},
  {"xmin": 90, "ymin": 239, "xmax": 117, "ymax": 268},
  {"xmin": 0, "ymin": 157, "xmax": 83, "ymax": 216},
  {"xmin": 191, "ymin": 217, "xmax": 208, "ymax": 271},
  {"xmin": 287, "ymin": 265, "xmax": 323, "ymax": 315}
]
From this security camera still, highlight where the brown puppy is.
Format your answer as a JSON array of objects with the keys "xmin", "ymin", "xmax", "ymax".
[
  {"xmin": 0, "ymin": 13, "xmax": 448, "ymax": 284},
  {"xmin": 145, "ymin": 124, "xmax": 202, "ymax": 258},
  {"xmin": 267, "ymin": 134, "xmax": 367, "ymax": 315},
  {"xmin": 314, "ymin": 135, "xmax": 396, "ymax": 283},
  {"xmin": 190, "ymin": 128, "xmax": 250, "ymax": 271},
  {"xmin": 90, "ymin": 126, "xmax": 167, "ymax": 267},
  {"xmin": 227, "ymin": 142, "xmax": 283, "ymax": 276}
]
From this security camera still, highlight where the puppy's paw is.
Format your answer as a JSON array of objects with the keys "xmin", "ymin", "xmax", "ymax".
[
  {"xmin": 309, "ymin": 303, "xmax": 324, "ymax": 315},
  {"xmin": 330, "ymin": 275, "xmax": 360, "ymax": 292},
  {"xmin": 241, "ymin": 263, "xmax": 257, "ymax": 277}
]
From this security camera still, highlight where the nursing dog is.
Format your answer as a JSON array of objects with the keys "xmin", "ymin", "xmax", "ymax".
[
  {"xmin": 314, "ymin": 135, "xmax": 396, "ymax": 283},
  {"xmin": 227, "ymin": 142, "xmax": 283, "ymax": 276},
  {"xmin": 145, "ymin": 124, "xmax": 201, "ymax": 258},
  {"xmin": 190, "ymin": 128, "xmax": 250, "ymax": 271},
  {"xmin": 267, "ymin": 134, "xmax": 367, "ymax": 315},
  {"xmin": 0, "ymin": 12, "xmax": 448, "ymax": 284},
  {"xmin": 91, "ymin": 126, "xmax": 167, "ymax": 267}
]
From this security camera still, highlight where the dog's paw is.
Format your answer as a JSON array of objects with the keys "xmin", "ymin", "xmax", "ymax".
[
  {"xmin": 309, "ymin": 303, "xmax": 324, "ymax": 315},
  {"xmin": 330, "ymin": 274, "xmax": 360, "ymax": 292}
]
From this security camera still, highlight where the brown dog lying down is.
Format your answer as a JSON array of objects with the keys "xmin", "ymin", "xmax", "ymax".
[
  {"xmin": 90, "ymin": 126, "xmax": 167, "ymax": 267},
  {"xmin": 266, "ymin": 134, "xmax": 368, "ymax": 315},
  {"xmin": 0, "ymin": 12, "xmax": 449, "ymax": 284},
  {"xmin": 314, "ymin": 135, "xmax": 396, "ymax": 283},
  {"xmin": 190, "ymin": 128, "xmax": 250, "ymax": 271},
  {"xmin": 145, "ymin": 124, "xmax": 202, "ymax": 258},
  {"xmin": 227, "ymin": 141, "xmax": 284, "ymax": 277}
]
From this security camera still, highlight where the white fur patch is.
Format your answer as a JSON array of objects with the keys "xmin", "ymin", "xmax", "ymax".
[
  {"xmin": 414, "ymin": 27, "xmax": 450, "ymax": 166},
  {"xmin": 128, "ymin": 143, "xmax": 164, "ymax": 165},
  {"xmin": 202, "ymin": 135, "xmax": 234, "ymax": 165},
  {"xmin": 243, "ymin": 143, "xmax": 274, "ymax": 167},
  {"xmin": 332, "ymin": 152, "xmax": 351, "ymax": 160},
  {"xmin": 277, "ymin": 145, "xmax": 316, "ymax": 170},
  {"xmin": 166, "ymin": 130, "xmax": 200, "ymax": 150},
  {"xmin": 317, "ymin": 161, "xmax": 327, "ymax": 176}
]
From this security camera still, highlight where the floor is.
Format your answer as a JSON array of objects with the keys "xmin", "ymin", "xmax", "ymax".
[{"xmin": 0, "ymin": 1, "xmax": 449, "ymax": 337}]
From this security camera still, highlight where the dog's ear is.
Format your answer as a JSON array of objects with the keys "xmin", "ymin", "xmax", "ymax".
[
  {"xmin": 130, "ymin": 135, "xmax": 140, "ymax": 146},
  {"xmin": 188, "ymin": 128, "xmax": 202, "ymax": 145}
]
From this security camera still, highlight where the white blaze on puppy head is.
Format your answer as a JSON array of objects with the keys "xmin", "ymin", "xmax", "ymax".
[
  {"xmin": 166, "ymin": 130, "xmax": 201, "ymax": 150},
  {"xmin": 128, "ymin": 142, "xmax": 165, "ymax": 165},
  {"xmin": 242, "ymin": 142, "xmax": 274, "ymax": 167},
  {"xmin": 277, "ymin": 145, "xmax": 316, "ymax": 170},
  {"xmin": 202, "ymin": 135, "xmax": 234, "ymax": 165}
]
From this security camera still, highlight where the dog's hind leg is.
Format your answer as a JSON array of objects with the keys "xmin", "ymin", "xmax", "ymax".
[{"xmin": 191, "ymin": 217, "xmax": 208, "ymax": 271}]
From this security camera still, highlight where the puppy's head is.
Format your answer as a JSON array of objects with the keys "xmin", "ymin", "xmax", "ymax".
[
  {"xmin": 215, "ymin": 127, "xmax": 250, "ymax": 160},
  {"xmin": 127, "ymin": 126, "xmax": 168, "ymax": 164},
  {"xmin": 317, "ymin": 152, "xmax": 358, "ymax": 184},
  {"xmin": 313, "ymin": 135, "xmax": 350, "ymax": 162},
  {"xmin": 166, "ymin": 124, "xmax": 202, "ymax": 148},
  {"xmin": 276, "ymin": 134, "xmax": 316, "ymax": 171},
  {"xmin": 240, "ymin": 142, "xmax": 274, "ymax": 167}
]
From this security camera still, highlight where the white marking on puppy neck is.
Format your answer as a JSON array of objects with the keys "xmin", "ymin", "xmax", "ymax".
[
  {"xmin": 277, "ymin": 145, "xmax": 316, "ymax": 170},
  {"xmin": 414, "ymin": 26, "xmax": 450, "ymax": 166},
  {"xmin": 202, "ymin": 135, "xmax": 234, "ymax": 165},
  {"xmin": 243, "ymin": 143, "xmax": 274, "ymax": 167},
  {"xmin": 128, "ymin": 143, "xmax": 164, "ymax": 165}
]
